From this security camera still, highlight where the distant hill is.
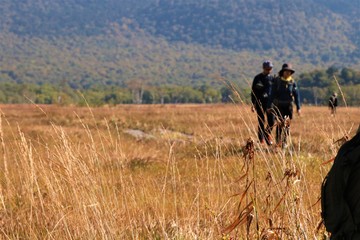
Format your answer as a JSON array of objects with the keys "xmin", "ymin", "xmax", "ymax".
[
  {"xmin": 136, "ymin": 0, "xmax": 355, "ymax": 53},
  {"xmin": 0, "ymin": 0, "xmax": 359, "ymax": 89}
]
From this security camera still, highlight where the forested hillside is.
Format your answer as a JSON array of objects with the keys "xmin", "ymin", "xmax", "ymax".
[
  {"xmin": 0, "ymin": 0, "xmax": 360, "ymax": 105},
  {"xmin": 137, "ymin": 0, "xmax": 354, "ymax": 55}
]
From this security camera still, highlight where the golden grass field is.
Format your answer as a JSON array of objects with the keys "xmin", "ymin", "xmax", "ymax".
[{"xmin": 0, "ymin": 103, "xmax": 359, "ymax": 239}]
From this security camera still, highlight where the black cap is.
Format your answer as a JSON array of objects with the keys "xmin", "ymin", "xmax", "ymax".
[{"xmin": 262, "ymin": 61, "xmax": 273, "ymax": 69}]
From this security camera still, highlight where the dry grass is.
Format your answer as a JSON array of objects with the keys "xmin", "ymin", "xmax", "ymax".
[{"xmin": 0, "ymin": 103, "xmax": 358, "ymax": 239}]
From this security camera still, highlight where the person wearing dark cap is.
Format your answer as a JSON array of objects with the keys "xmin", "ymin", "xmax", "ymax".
[
  {"xmin": 251, "ymin": 61, "xmax": 275, "ymax": 145},
  {"xmin": 267, "ymin": 63, "xmax": 301, "ymax": 148}
]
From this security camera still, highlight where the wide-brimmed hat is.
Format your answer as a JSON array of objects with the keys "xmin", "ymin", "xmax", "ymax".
[{"xmin": 279, "ymin": 63, "xmax": 295, "ymax": 75}]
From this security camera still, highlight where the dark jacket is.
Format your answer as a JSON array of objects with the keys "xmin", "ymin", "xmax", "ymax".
[
  {"xmin": 329, "ymin": 96, "xmax": 338, "ymax": 108},
  {"xmin": 321, "ymin": 131, "xmax": 360, "ymax": 239},
  {"xmin": 267, "ymin": 77, "xmax": 300, "ymax": 110},
  {"xmin": 251, "ymin": 73, "xmax": 273, "ymax": 107}
]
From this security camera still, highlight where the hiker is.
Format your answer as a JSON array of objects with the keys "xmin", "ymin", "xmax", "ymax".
[
  {"xmin": 267, "ymin": 63, "xmax": 300, "ymax": 148},
  {"xmin": 321, "ymin": 129, "xmax": 360, "ymax": 239},
  {"xmin": 251, "ymin": 60, "xmax": 275, "ymax": 145},
  {"xmin": 329, "ymin": 92, "xmax": 338, "ymax": 116}
]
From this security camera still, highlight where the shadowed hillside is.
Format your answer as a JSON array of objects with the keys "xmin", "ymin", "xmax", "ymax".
[{"xmin": 0, "ymin": 0, "xmax": 359, "ymax": 92}]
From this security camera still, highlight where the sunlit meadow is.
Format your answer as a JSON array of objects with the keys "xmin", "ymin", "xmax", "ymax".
[{"xmin": 0, "ymin": 103, "xmax": 358, "ymax": 239}]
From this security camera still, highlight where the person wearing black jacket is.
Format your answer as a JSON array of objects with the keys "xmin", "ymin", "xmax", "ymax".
[
  {"xmin": 329, "ymin": 92, "xmax": 338, "ymax": 116},
  {"xmin": 251, "ymin": 61, "xmax": 275, "ymax": 145},
  {"xmin": 321, "ymin": 127, "xmax": 360, "ymax": 239},
  {"xmin": 267, "ymin": 63, "xmax": 301, "ymax": 148}
]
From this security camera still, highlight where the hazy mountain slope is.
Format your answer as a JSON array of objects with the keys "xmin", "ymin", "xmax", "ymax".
[
  {"xmin": 5, "ymin": 0, "xmax": 133, "ymax": 36},
  {"xmin": 0, "ymin": 0, "xmax": 356, "ymax": 52},
  {"xmin": 0, "ymin": 0, "xmax": 359, "ymax": 88},
  {"xmin": 135, "ymin": 0, "xmax": 354, "ymax": 53},
  {"xmin": 0, "ymin": 30, "xmax": 266, "ymax": 89}
]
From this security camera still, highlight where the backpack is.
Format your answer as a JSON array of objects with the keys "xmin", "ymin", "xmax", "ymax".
[{"xmin": 321, "ymin": 132, "xmax": 360, "ymax": 238}]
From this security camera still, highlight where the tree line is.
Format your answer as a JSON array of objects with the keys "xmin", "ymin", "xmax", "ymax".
[
  {"xmin": 0, "ymin": 82, "xmax": 235, "ymax": 106},
  {"xmin": 298, "ymin": 66, "xmax": 360, "ymax": 106},
  {"xmin": 0, "ymin": 67, "xmax": 359, "ymax": 106}
]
